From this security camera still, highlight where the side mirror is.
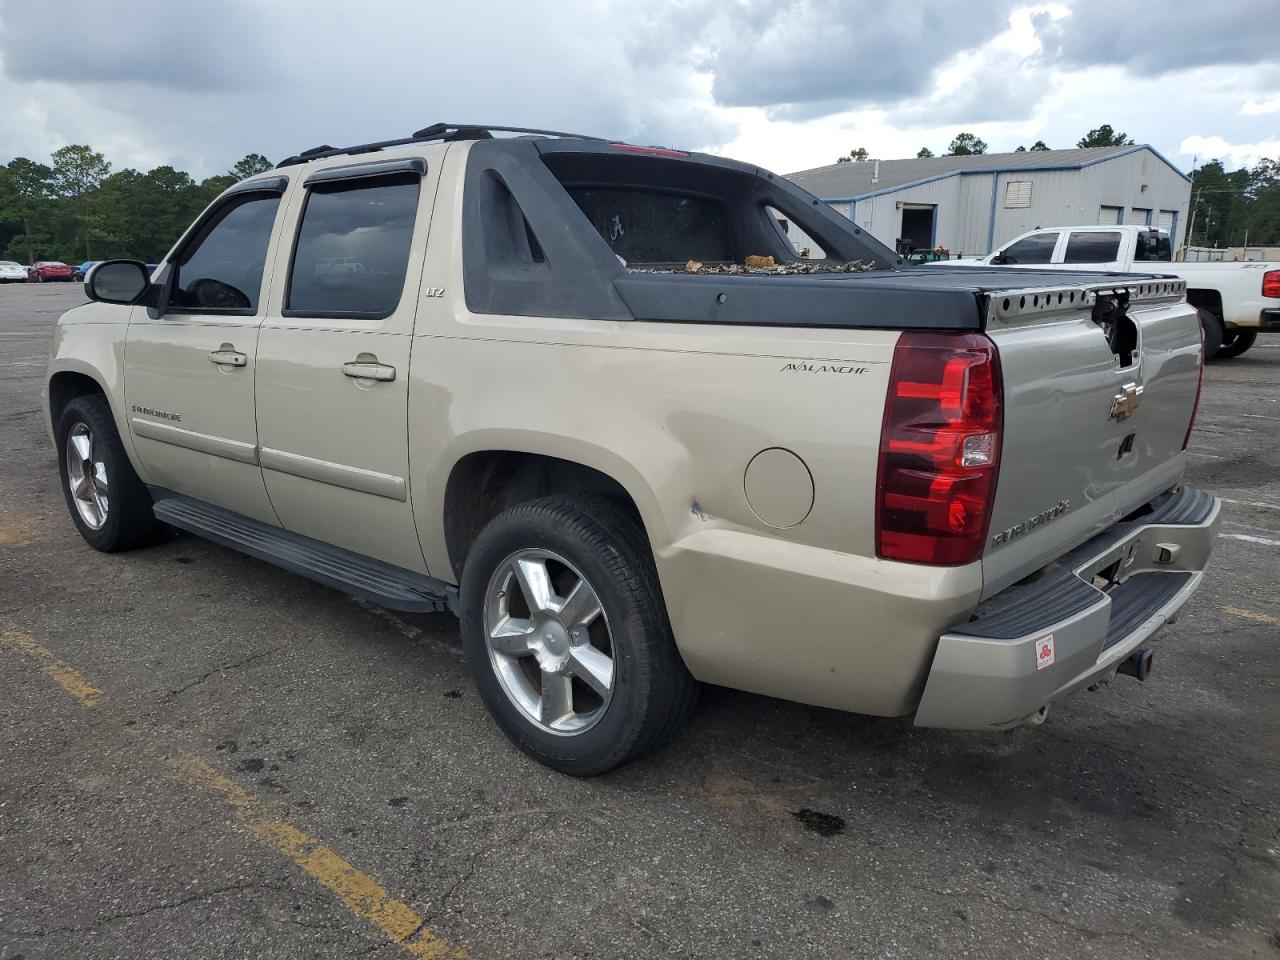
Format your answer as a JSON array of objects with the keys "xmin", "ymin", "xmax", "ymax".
[
  {"xmin": 989, "ymin": 254, "xmax": 1009, "ymax": 265},
  {"xmin": 85, "ymin": 260, "xmax": 153, "ymax": 305}
]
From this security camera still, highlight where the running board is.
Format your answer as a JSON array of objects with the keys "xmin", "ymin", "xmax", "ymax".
[{"xmin": 151, "ymin": 493, "xmax": 454, "ymax": 614}]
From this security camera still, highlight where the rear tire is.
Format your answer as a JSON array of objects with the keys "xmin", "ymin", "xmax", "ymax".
[
  {"xmin": 57, "ymin": 394, "xmax": 166, "ymax": 552},
  {"xmin": 460, "ymin": 494, "xmax": 698, "ymax": 776},
  {"xmin": 1215, "ymin": 329, "xmax": 1257, "ymax": 359},
  {"xmin": 1196, "ymin": 307, "xmax": 1223, "ymax": 362}
]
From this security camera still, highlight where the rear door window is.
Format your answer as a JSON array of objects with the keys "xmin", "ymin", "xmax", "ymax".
[
  {"xmin": 999, "ymin": 232, "xmax": 1058, "ymax": 264},
  {"xmin": 170, "ymin": 194, "xmax": 281, "ymax": 313},
  {"xmin": 285, "ymin": 174, "xmax": 420, "ymax": 319},
  {"xmin": 1062, "ymin": 231, "xmax": 1122, "ymax": 264}
]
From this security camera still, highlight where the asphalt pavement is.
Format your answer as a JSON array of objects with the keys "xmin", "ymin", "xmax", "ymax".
[{"xmin": 1, "ymin": 282, "xmax": 1277, "ymax": 959}]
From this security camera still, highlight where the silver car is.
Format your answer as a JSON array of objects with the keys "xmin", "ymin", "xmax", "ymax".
[{"xmin": 0, "ymin": 261, "xmax": 27, "ymax": 283}]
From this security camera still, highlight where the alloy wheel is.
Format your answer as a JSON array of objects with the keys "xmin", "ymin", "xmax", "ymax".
[
  {"xmin": 65, "ymin": 422, "xmax": 109, "ymax": 530},
  {"xmin": 483, "ymin": 548, "xmax": 615, "ymax": 735}
]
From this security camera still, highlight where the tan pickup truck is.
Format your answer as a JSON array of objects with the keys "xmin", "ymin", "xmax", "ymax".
[{"xmin": 44, "ymin": 124, "xmax": 1219, "ymax": 775}]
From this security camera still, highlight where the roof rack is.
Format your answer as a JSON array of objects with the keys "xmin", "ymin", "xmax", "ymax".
[{"xmin": 276, "ymin": 123, "xmax": 603, "ymax": 168}]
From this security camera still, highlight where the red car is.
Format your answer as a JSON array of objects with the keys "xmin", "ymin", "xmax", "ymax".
[{"xmin": 28, "ymin": 261, "xmax": 74, "ymax": 282}]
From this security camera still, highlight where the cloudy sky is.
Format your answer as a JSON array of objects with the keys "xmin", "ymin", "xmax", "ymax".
[{"xmin": 0, "ymin": 0, "xmax": 1277, "ymax": 180}]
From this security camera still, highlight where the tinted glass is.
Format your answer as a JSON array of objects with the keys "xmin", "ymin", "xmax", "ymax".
[
  {"xmin": 1063, "ymin": 231, "xmax": 1122, "ymax": 264},
  {"xmin": 172, "ymin": 195, "xmax": 280, "ymax": 312},
  {"xmin": 567, "ymin": 187, "xmax": 731, "ymax": 265},
  {"xmin": 286, "ymin": 175, "xmax": 419, "ymax": 317},
  {"xmin": 999, "ymin": 232, "xmax": 1058, "ymax": 264},
  {"xmin": 1134, "ymin": 231, "xmax": 1172, "ymax": 262}
]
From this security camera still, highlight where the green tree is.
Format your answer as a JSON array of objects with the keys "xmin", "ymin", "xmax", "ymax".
[
  {"xmin": 50, "ymin": 145, "xmax": 111, "ymax": 197},
  {"xmin": 1077, "ymin": 125, "xmax": 1133, "ymax": 148},
  {"xmin": 836, "ymin": 147, "xmax": 870, "ymax": 164},
  {"xmin": 229, "ymin": 153, "xmax": 273, "ymax": 180},
  {"xmin": 916, "ymin": 147, "xmax": 934, "ymax": 158},
  {"xmin": 0, "ymin": 157, "xmax": 54, "ymax": 263},
  {"xmin": 50, "ymin": 146, "xmax": 113, "ymax": 260},
  {"xmin": 946, "ymin": 132, "xmax": 987, "ymax": 156},
  {"xmin": 1029, "ymin": 140, "xmax": 1050, "ymax": 151}
]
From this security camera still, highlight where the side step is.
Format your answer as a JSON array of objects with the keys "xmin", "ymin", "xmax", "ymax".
[{"xmin": 151, "ymin": 493, "xmax": 454, "ymax": 614}]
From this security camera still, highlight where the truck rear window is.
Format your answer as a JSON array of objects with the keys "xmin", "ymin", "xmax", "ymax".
[
  {"xmin": 1134, "ymin": 230, "xmax": 1172, "ymax": 262},
  {"xmin": 566, "ymin": 187, "xmax": 732, "ymax": 265}
]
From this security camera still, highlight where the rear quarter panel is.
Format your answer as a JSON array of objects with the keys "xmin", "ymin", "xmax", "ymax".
[{"xmin": 405, "ymin": 149, "xmax": 986, "ymax": 714}]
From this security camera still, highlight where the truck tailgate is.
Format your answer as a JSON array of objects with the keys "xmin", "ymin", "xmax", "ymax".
[{"xmin": 980, "ymin": 278, "xmax": 1201, "ymax": 597}]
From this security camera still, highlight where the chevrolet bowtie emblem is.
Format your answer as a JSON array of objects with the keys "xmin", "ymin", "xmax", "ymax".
[{"xmin": 1110, "ymin": 382, "xmax": 1144, "ymax": 421}]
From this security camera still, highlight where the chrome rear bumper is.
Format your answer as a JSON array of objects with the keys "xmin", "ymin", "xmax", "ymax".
[{"xmin": 914, "ymin": 486, "xmax": 1220, "ymax": 729}]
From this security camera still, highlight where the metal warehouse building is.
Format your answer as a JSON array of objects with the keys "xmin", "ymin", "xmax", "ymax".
[{"xmin": 787, "ymin": 145, "xmax": 1191, "ymax": 258}]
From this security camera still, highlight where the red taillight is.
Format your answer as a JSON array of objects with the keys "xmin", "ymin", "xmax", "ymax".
[
  {"xmin": 1263, "ymin": 270, "xmax": 1280, "ymax": 299},
  {"xmin": 1183, "ymin": 313, "xmax": 1205, "ymax": 450},
  {"xmin": 876, "ymin": 332, "xmax": 1002, "ymax": 566}
]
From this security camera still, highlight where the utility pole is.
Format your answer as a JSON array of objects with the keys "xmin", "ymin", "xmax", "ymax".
[
  {"xmin": 1186, "ymin": 187, "xmax": 1203, "ymax": 259},
  {"xmin": 1180, "ymin": 155, "xmax": 1197, "ymax": 261}
]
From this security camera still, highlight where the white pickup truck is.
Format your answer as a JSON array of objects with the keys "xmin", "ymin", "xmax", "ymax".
[{"xmin": 941, "ymin": 225, "xmax": 1280, "ymax": 360}]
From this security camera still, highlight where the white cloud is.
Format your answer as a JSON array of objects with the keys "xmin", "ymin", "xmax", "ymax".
[
  {"xmin": 1242, "ymin": 95, "xmax": 1280, "ymax": 116},
  {"xmin": 0, "ymin": 0, "xmax": 1277, "ymax": 179},
  {"xmin": 1178, "ymin": 135, "xmax": 1280, "ymax": 169}
]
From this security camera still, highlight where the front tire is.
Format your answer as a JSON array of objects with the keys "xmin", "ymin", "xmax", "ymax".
[
  {"xmin": 1215, "ymin": 329, "xmax": 1257, "ymax": 359},
  {"xmin": 460, "ymin": 495, "xmax": 698, "ymax": 776},
  {"xmin": 57, "ymin": 394, "xmax": 165, "ymax": 552}
]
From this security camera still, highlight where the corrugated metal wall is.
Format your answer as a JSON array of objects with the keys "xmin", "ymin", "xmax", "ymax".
[{"xmin": 825, "ymin": 149, "xmax": 1191, "ymax": 257}]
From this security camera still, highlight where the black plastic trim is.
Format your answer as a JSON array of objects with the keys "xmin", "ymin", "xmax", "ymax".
[
  {"xmin": 1102, "ymin": 572, "xmax": 1193, "ymax": 650},
  {"xmin": 224, "ymin": 175, "xmax": 288, "ymax": 197},
  {"xmin": 613, "ymin": 274, "xmax": 982, "ymax": 329},
  {"xmin": 952, "ymin": 566, "xmax": 1104, "ymax": 640},
  {"xmin": 304, "ymin": 157, "xmax": 426, "ymax": 185},
  {"xmin": 151, "ymin": 491, "xmax": 452, "ymax": 613}
]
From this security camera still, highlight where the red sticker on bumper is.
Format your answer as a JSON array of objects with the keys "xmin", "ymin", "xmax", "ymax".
[{"xmin": 1035, "ymin": 634, "xmax": 1056, "ymax": 670}]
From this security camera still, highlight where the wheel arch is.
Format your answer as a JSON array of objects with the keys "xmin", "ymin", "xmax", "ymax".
[
  {"xmin": 431, "ymin": 435, "xmax": 673, "ymax": 585},
  {"xmin": 48, "ymin": 368, "xmax": 109, "ymax": 427},
  {"xmin": 1186, "ymin": 287, "xmax": 1223, "ymax": 322}
]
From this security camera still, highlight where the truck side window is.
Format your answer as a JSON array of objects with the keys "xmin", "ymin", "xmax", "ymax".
[
  {"xmin": 999, "ymin": 232, "xmax": 1058, "ymax": 264},
  {"xmin": 1063, "ymin": 231, "xmax": 1122, "ymax": 264},
  {"xmin": 285, "ymin": 174, "xmax": 420, "ymax": 319},
  {"xmin": 170, "ymin": 194, "xmax": 281, "ymax": 313}
]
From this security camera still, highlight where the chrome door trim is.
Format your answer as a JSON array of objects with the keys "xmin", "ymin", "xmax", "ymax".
[
  {"xmin": 130, "ymin": 417, "xmax": 259, "ymax": 465},
  {"xmin": 259, "ymin": 446, "xmax": 407, "ymax": 501}
]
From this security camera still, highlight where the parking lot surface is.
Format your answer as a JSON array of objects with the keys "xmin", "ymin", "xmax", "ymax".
[{"xmin": 2, "ymin": 283, "xmax": 1278, "ymax": 959}]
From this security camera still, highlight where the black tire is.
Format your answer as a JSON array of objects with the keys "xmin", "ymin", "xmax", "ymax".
[
  {"xmin": 1196, "ymin": 307, "xmax": 1223, "ymax": 362},
  {"xmin": 35, "ymin": 273, "xmax": 44, "ymax": 283},
  {"xmin": 57, "ymin": 394, "xmax": 165, "ymax": 552},
  {"xmin": 460, "ymin": 495, "xmax": 698, "ymax": 776},
  {"xmin": 1215, "ymin": 328, "xmax": 1257, "ymax": 360}
]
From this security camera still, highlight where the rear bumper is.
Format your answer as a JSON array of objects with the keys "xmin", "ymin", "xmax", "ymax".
[
  {"xmin": 914, "ymin": 486, "xmax": 1220, "ymax": 729},
  {"xmin": 1260, "ymin": 308, "xmax": 1280, "ymax": 332}
]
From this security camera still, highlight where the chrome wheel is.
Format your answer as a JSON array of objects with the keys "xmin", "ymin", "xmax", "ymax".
[
  {"xmin": 483, "ymin": 548, "xmax": 615, "ymax": 735},
  {"xmin": 66, "ymin": 422, "xmax": 109, "ymax": 530}
]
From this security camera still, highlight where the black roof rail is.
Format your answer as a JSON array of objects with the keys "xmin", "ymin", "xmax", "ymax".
[{"xmin": 276, "ymin": 123, "xmax": 604, "ymax": 168}]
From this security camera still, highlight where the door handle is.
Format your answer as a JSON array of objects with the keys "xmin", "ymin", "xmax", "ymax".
[
  {"xmin": 208, "ymin": 349, "xmax": 247, "ymax": 367},
  {"xmin": 342, "ymin": 360, "xmax": 397, "ymax": 382}
]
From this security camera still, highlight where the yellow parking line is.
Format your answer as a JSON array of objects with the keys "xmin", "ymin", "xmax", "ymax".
[
  {"xmin": 0, "ymin": 629, "xmax": 103, "ymax": 707},
  {"xmin": 2, "ymin": 627, "xmax": 464, "ymax": 958},
  {"xmin": 1224, "ymin": 606, "xmax": 1280, "ymax": 626},
  {"xmin": 174, "ymin": 755, "xmax": 467, "ymax": 960}
]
